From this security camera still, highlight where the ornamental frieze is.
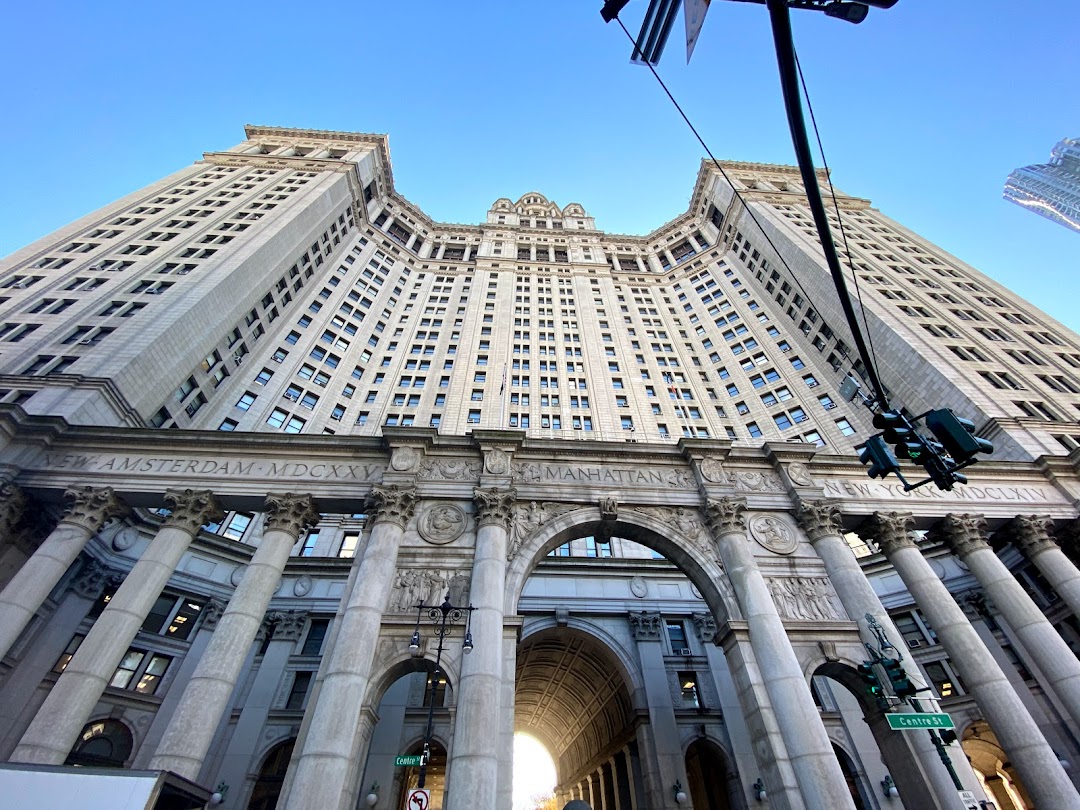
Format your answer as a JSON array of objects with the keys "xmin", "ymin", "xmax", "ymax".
[
  {"xmin": 392, "ymin": 568, "xmax": 471, "ymax": 613},
  {"xmin": 418, "ymin": 458, "xmax": 482, "ymax": 482},
  {"xmin": 508, "ymin": 501, "xmax": 579, "ymax": 561},
  {"xmin": 767, "ymin": 577, "xmax": 843, "ymax": 621}
]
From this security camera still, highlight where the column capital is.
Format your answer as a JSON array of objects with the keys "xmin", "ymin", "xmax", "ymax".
[
  {"xmin": 0, "ymin": 483, "xmax": 27, "ymax": 536},
  {"xmin": 628, "ymin": 610, "xmax": 662, "ymax": 641},
  {"xmin": 60, "ymin": 486, "xmax": 130, "ymax": 532},
  {"xmin": 161, "ymin": 489, "xmax": 224, "ymax": 537},
  {"xmin": 691, "ymin": 612, "xmax": 717, "ymax": 643},
  {"xmin": 794, "ymin": 498, "xmax": 844, "ymax": 541},
  {"xmin": 69, "ymin": 557, "xmax": 122, "ymax": 600},
  {"xmin": 1005, "ymin": 514, "xmax": 1058, "ymax": 559},
  {"xmin": 930, "ymin": 513, "xmax": 989, "ymax": 559},
  {"xmin": 266, "ymin": 610, "xmax": 308, "ymax": 641},
  {"xmin": 264, "ymin": 493, "xmax": 319, "ymax": 537},
  {"xmin": 473, "ymin": 486, "xmax": 516, "ymax": 529},
  {"xmin": 863, "ymin": 511, "xmax": 916, "ymax": 555},
  {"xmin": 201, "ymin": 597, "xmax": 228, "ymax": 631},
  {"xmin": 366, "ymin": 484, "xmax": 417, "ymax": 529},
  {"xmin": 704, "ymin": 497, "xmax": 747, "ymax": 537}
]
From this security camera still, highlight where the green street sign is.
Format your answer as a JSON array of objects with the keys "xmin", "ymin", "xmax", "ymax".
[
  {"xmin": 886, "ymin": 712, "xmax": 954, "ymax": 731},
  {"xmin": 395, "ymin": 755, "xmax": 423, "ymax": 767}
]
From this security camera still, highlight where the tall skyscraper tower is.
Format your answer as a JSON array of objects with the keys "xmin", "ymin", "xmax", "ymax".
[
  {"xmin": 0, "ymin": 127, "xmax": 1078, "ymax": 810},
  {"xmin": 1004, "ymin": 136, "xmax": 1080, "ymax": 234}
]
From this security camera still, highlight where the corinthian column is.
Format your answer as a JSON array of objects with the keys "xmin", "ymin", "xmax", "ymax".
[
  {"xmin": 445, "ymin": 486, "xmax": 515, "ymax": 810},
  {"xmin": 705, "ymin": 498, "xmax": 854, "ymax": 810},
  {"xmin": 150, "ymin": 493, "xmax": 319, "ymax": 779},
  {"xmin": 284, "ymin": 485, "xmax": 416, "ymax": 810},
  {"xmin": 0, "ymin": 486, "xmax": 128, "ymax": 661},
  {"xmin": 1006, "ymin": 515, "xmax": 1080, "ymax": 622},
  {"xmin": 795, "ymin": 500, "xmax": 965, "ymax": 809},
  {"xmin": 12, "ymin": 489, "xmax": 222, "ymax": 765},
  {"xmin": 935, "ymin": 513, "xmax": 1080, "ymax": 732},
  {"xmin": 865, "ymin": 511, "xmax": 1080, "ymax": 809}
]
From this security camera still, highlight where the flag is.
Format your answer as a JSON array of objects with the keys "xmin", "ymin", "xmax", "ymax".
[{"xmin": 499, "ymin": 364, "xmax": 507, "ymax": 395}]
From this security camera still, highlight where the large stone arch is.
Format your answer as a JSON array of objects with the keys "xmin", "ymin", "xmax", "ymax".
[
  {"xmin": 363, "ymin": 650, "xmax": 459, "ymax": 718},
  {"xmin": 504, "ymin": 504, "xmax": 737, "ymax": 625}
]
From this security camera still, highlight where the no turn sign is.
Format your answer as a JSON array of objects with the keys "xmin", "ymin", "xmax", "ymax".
[{"xmin": 406, "ymin": 788, "xmax": 431, "ymax": 810}]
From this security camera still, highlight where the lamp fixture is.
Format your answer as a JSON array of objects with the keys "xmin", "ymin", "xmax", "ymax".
[
  {"xmin": 672, "ymin": 780, "xmax": 687, "ymax": 803},
  {"xmin": 881, "ymin": 774, "xmax": 899, "ymax": 799},
  {"xmin": 365, "ymin": 781, "xmax": 379, "ymax": 806},
  {"xmin": 209, "ymin": 782, "xmax": 230, "ymax": 806},
  {"xmin": 409, "ymin": 629, "xmax": 420, "ymax": 651},
  {"xmin": 752, "ymin": 778, "xmax": 767, "ymax": 802}
]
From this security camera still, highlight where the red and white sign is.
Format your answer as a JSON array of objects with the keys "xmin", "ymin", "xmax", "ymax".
[{"xmin": 406, "ymin": 788, "xmax": 431, "ymax": 810}]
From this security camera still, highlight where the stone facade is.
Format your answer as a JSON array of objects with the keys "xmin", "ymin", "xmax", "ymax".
[{"xmin": 0, "ymin": 127, "xmax": 1079, "ymax": 810}]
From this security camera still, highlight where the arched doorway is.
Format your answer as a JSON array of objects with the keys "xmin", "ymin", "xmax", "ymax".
[
  {"xmin": 685, "ymin": 739, "xmax": 735, "ymax": 810},
  {"xmin": 358, "ymin": 659, "xmax": 454, "ymax": 810},
  {"xmin": 247, "ymin": 738, "xmax": 295, "ymax": 810},
  {"xmin": 395, "ymin": 740, "xmax": 449, "ymax": 810},
  {"xmin": 832, "ymin": 744, "xmax": 869, "ymax": 810},
  {"xmin": 962, "ymin": 721, "xmax": 1032, "ymax": 810},
  {"xmin": 66, "ymin": 719, "xmax": 133, "ymax": 768}
]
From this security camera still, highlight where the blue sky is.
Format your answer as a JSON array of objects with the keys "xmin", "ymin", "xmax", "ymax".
[{"xmin": 3, "ymin": 1, "xmax": 1077, "ymax": 332}]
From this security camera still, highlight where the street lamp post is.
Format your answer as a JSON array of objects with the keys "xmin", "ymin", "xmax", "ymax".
[{"xmin": 408, "ymin": 594, "xmax": 475, "ymax": 791}]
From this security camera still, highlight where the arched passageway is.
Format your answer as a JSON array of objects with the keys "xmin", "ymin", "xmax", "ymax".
[
  {"xmin": 246, "ymin": 739, "xmax": 295, "ymax": 810},
  {"xmin": 685, "ymin": 738, "xmax": 736, "ymax": 810},
  {"xmin": 66, "ymin": 718, "xmax": 133, "ymax": 768},
  {"xmin": 963, "ymin": 721, "xmax": 1032, "ymax": 810}
]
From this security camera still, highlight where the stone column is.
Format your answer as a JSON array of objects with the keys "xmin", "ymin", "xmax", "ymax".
[
  {"xmin": 445, "ymin": 486, "xmax": 514, "ymax": 810},
  {"xmin": 12, "ymin": 489, "xmax": 221, "ymax": 765},
  {"xmin": 283, "ymin": 485, "xmax": 416, "ymax": 810},
  {"xmin": 603, "ymin": 759, "xmax": 619, "ymax": 810},
  {"xmin": 936, "ymin": 513, "xmax": 1080, "ymax": 732},
  {"xmin": 0, "ymin": 559, "xmax": 121, "ymax": 759},
  {"xmin": 150, "ymin": 494, "xmax": 318, "ymax": 779},
  {"xmin": 865, "ymin": 511, "xmax": 1080, "ymax": 809},
  {"xmin": 1007, "ymin": 515, "xmax": 1080, "ymax": 622},
  {"xmin": 0, "ymin": 486, "xmax": 127, "ymax": 661},
  {"xmin": 796, "ymin": 499, "xmax": 969, "ymax": 809},
  {"xmin": 497, "ymin": 627, "xmax": 518, "ymax": 810},
  {"xmin": 615, "ymin": 749, "xmax": 635, "ymax": 810},
  {"xmin": 704, "ymin": 498, "xmax": 854, "ymax": 810},
  {"xmin": 211, "ymin": 611, "xmax": 308, "ymax": 796},
  {"xmin": 629, "ymin": 612, "xmax": 687, "ymax": 810}
]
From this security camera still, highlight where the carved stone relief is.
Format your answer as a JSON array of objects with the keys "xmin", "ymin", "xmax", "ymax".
[
  {"xmin": 293, "ymin": 575, "xmax": 314, "ymax": 597},
  {"xmin": 786, "ymin": 462, "xmax": 815, "ymax": 487},
  {"xmin": 733, "ymin": 471, "xmax": 785, "ymax": 493},
  {"xmin": 418, "ymin": 503, "xmax": 467, "ymax": 545},
  {"xmin": 629, "ymin": 576, "xmax": 648, "ymax": 599},
  {"xmin": 484, "ymin": 448, "xmax": 511, "ymax": 476},
  {"xmin": 392, "ymin": 569, "xmax": 471, "ymax": 613},
  {"xmin": 691, "ymin": 612, "xmax": 717, "ymax": 643},
  {"xmin": 418, "ymin": 458, "xmax": 482, "ymax": 482},
  {"xmin": 390, "ymin": 446, "xmax": 421, "ymax": 473},
  {"xmin": 748, "ymin": 515, "xmax": 799, "ymax": 555},
  {"xmin": 698, "ymin": 457, "xmax": 728, "ymax": 484},
  {"xmin": 507, "ymin": 501, "xmax": 578, "ymax": 561},
  {"xmin": 111, "ymin": 526, "xmax": 139, "ymax": 552},
  {"xmin": 767, "ymin": 577, "xmax": 843, "ymax": 621}
]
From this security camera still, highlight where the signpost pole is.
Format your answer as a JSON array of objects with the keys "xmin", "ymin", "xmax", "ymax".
[{"xmin": 912, "ymin": 698, "xmax": 964, "ymax": 791}]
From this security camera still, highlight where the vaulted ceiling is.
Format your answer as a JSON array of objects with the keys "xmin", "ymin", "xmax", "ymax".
[{"xmin": 515, "ymin": 629, "xmax": 635, "ymax": 780}]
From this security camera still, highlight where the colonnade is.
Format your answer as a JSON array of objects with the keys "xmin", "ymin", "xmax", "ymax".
[
  {"xmin": 1, "ymin": 473, "xmax": 1080, "ymax": 810},
  {"xmin": 558, "ymin": 744, "xmax": 640, "ymax": 810}
]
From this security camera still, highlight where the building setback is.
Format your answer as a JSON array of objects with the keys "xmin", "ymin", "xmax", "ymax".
[{"xmin": 0, "ymin": 126, "xmax": 1078, "ymax": 810}]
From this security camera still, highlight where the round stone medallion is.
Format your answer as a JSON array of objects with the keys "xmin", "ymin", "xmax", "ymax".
[
  {"xmin": 629, "ymin": 576, "xmax": 648, "ymax": 598},
  {"xmin": 748, "ymin": 514, "xmax": 798, "ymax": 555},
  {"xmin": 418, "ymin": 503, "xmax": 467, "ymax": 545},
  {"xmin": 111, "ymin": 526, "xmax": 138, "ymax": 551}
]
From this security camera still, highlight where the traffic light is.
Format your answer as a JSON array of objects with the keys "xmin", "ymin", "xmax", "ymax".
[
  {"xmin": 858, "ymin": 436, "xmax": 901, "ymax": 480},
  {"xmin": 872, "ymin": 410, "xmax": 925, "ymax": 461},
  {"xmin": 881, "ymin": 658, "xmax": 917, "ymax": 699},
  {"xmin": 925, "ymin": 409, "xmax": 994, "ymax": 463},
  {"xmin": 857, "ymin": 662, "xmax": 885, "ymax": 701}
]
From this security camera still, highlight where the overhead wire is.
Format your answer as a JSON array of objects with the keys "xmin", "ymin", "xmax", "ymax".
[
  {"xmin": 611, "ymin": 12, "xmax": 885, "ymax": 402},
  {"xmin": 794, "ymin": 49, "xmax": 881, "ymax": 387}
]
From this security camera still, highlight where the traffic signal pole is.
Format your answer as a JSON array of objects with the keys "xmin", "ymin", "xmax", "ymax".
[{"xmin": 763, "ymin": 0, "xmax": 890, "ymax": 409}]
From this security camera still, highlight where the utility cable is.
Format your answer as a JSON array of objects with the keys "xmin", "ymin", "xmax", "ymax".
[
  {"xmin": 611, "ymin": 9, "xmax": 889, "ymax": 407},
  {"xmin": 794, "ymin": 49, "xmax": 881, "ymax": 387}
]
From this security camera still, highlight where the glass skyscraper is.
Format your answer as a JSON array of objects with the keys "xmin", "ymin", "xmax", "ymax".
[{"xmin": 1004, "ymin": 137, "xmax": 1080, "ymax": 233}]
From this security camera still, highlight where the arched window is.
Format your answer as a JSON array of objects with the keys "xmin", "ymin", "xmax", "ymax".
[
  {"xmin": 247, "ymin": 739, "xmax": 296, "ymax": 810},
  {"xmin": 66, "ymin": 719, "xmax": 133, "ymax": 768}
]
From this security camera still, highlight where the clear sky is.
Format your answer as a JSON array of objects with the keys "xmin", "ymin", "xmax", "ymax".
[{"xmin": 2, "ymin": 1, "xmax": 1077, "ymax": 333}]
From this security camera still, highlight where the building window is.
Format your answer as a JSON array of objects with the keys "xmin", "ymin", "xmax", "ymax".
[
  {"xmin": 835, "ymin": 418, "xmax": 855, "ymax": 436},
  {"xmin": 285, "ymin": 671, "xmax": 313, "ymax": 710},
  {"xmin": 339, "ymin": 531, "xmax": 360, "ymax": 558},
  {"xmin": 110, "ymin": 648, "xmax": 172, "ymax": 694},
  {"xmin": 667, "ymin": 621, "xmax": 689, "ymax": 654},
  {"xmin": 678, "ymin": 672, "xmax": 701, "ymax": 708},
  {"xmin": 53, "ymin": 634, "xmax": 85, "ymax": 673},
  {"xmin": 142, "ymin": 595, "xmax": 205, "ymax": 640},
  {"xmin": 922, "ymin": 661, "xmax": 961, "ymax": 698},
  {"xmin": 301, "ymin": 619, "xmax": 330, "ymax": 656},
  {"xmin": 298, "ymin": 530, "xmax": 320, "ymax": 557}
]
